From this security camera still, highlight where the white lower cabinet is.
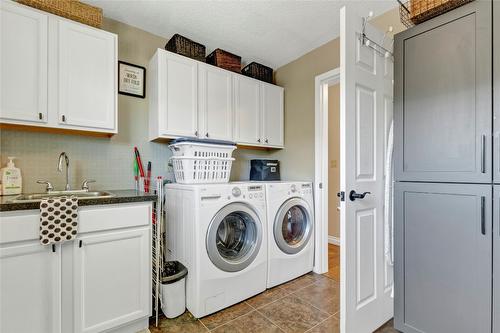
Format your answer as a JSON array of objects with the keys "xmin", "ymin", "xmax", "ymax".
[
  {"xmin": 0, "ymin": 203, "xmax": 152, "ymax": 333},
  {"xmin": 73, "ymin": 227, "xmax": 150, "ymax": 333},
  {"xmin": 0, "ymin": 242, "xmax": 61, "ymax": 333}
]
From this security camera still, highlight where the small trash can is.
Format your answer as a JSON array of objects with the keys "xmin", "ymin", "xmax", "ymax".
[{"xmin": 160, "ymin": 261, "xmax": 188, "ymax": 318}]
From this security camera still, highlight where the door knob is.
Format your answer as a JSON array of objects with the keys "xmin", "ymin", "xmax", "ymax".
[{"xmin": 349, "ymin": 190, "xmax": 371, "ymax": 201}]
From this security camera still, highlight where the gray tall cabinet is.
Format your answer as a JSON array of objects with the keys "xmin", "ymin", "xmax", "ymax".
[
  {"xmin": 394, "ymin": 1, "xmax": 497, "ymax": 332},
  {"xmin": 494, "ymin": 2, "xmax": 500, "ymax": 332}
]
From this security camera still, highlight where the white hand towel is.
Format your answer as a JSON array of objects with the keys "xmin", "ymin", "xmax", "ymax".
[
  {"xmin": 40, "ymin": 196, "xmax": 79, "ymax": 245},
  {"xmin": 384, "ymin": 121, "xmax": 395, "ymax": 297}
]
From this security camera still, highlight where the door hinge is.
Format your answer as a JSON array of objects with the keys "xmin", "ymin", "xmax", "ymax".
[{"xmin": 337, "ymin": 191, "xmax": 345, "ymax": 201}]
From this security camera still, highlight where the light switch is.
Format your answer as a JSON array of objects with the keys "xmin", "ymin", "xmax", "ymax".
[{"xmin": 330, "ymin": 160, "xmax": 337, "ymax": 168}]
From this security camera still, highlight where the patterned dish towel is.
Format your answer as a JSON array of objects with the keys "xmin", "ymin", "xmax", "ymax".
[{"xmin": 39, "ymin": 196, "xmax": 79, "ymax": 245}]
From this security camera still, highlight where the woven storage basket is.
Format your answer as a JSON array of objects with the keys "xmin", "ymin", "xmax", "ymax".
[
  {"xmin": 18, "ymin": 0, "xmax": 102, "ymax": 28},
  {"xmin": 206, "ymin": 49, "xmax": 241, "ymax": 73},
  {"xmin": 242, "ymin": 62, "xmax": 273, "ymax": 83},
  {"xmin": 165, "ymin": 34, "xmax": 206, "ymax": 62},
  {"xmin": 399, "ymin": 0, "xmax": 474, "ymax": 27}
]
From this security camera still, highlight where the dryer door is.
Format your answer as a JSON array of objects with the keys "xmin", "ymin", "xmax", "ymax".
[
  {"xmin": 274, "ymin": 198, "xmax": 313, "ymax": 254},
  {"xmin": 206, "ymin": 203, "xmax": 263, "ymax": 272}
]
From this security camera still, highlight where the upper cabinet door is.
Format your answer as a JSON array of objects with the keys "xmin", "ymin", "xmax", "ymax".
[
  {"xmin": 198, "ymin": 64, "xmax": 233, "ymax": 141},
  {"xmin": 261, "ymin": 83, "xmax": 284, "ymax": 147},
  {"xmin": 160, "ymin": 52, "xmax": 198, "ymax": 138},
  {"xmin": 394, "ymin": 1, "xmax": 492, "ymax": 183},
  {"xmin": 494, "ymin": 2, "xmax": 500, "ymax": 184},
  {"xmin": 0, "ymin": 242, "xmax": 61, "ymax": 333},
  {"xmin": 73, "ymin": 227, "xmax": 150, "ymax": 333},
  {"xmin": 57, "ymin": 20, "xmax": 117, "ymax": 131},
  {"xmin": 0, "ymin": 1, "xmax": 48, "ymax": 123},
  {"xmin": 234, "ymin": 75, "xmax": 261, "ymax": 145}
]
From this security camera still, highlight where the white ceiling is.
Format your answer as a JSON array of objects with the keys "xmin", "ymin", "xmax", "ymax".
[{"xmin": 89, "ymin": 0, "xmax": 397, "ymax": 69}]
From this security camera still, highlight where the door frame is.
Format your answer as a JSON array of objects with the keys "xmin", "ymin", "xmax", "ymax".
[{"xmin": 313, "ymin": 67, "xmax": 340, "ymax": 274}]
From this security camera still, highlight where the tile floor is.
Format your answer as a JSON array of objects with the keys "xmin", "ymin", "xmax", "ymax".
[{"xmin": 150, "ymin": 245, "xmax": 399, "ymax": 333}]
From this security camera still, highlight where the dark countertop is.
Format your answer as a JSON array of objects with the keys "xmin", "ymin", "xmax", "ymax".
[{"xmin": 0, "ymin": 190, "xmax": 157, "ymax": 212}]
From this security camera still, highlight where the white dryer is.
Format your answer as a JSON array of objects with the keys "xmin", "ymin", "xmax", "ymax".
[
  {"xmin": 164, "ymin": 182, "xmax": 267, "ymax": 318},
  {"xmin": 265, "ymin": 181, "xmax": 315, "ymax": 288}
]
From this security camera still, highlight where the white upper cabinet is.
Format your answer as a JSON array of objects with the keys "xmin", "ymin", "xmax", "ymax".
[
  {"xmin": 0, "ymin": 0, "xmax": 48, "ymax": 123},
  {"xmin": 0, "ymin": 1, "xmax": 117, "ymax": 134},
  {"xmin": 0, "ymin": 242, "xmax": 61, "ymax": 333},
  {"xmin": 149, "ymin": 49, "xmax": 284, "ymax": 148},
  {"xmin": 158, "ymin": 51, "xmax": 198, "ymax": 138},
  {"xmin": 234, "ymin": 75, "xmax": 261, "ymax": 145},
  {"xmin": 261, "ymin": 83, "xmax": 284, "ymax": 147},
  {"xmin": 198, "ymin": 63, "xmax": 233, "ymax": 141},
  {"xmin": 57, "ymin": 20, "xmax": 116, "ymax": 131}
]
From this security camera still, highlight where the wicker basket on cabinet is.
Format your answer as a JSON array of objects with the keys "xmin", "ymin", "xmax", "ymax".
[
  {"xmin": 398, "ymin": 0, "xmax": 474, "ymax": 27},
  {"xmin": 206, "ymin": 49, "xmax": 241, "ymax": 73},
  {"xmin": 18, "ymin": 0, "xmax": 103, "ymax": 28},
  {"xmin": 165, "ymin": 34, "xmax": 206, "ymax": 62},
  {"xmin": 242, "ymin": 62, "xmax": 273, "ymax": 83}
]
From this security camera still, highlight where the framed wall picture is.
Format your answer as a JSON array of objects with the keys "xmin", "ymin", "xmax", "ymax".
[{"xmin": 118, "ymin": 61, "xmax": 146, "ymax": 98}]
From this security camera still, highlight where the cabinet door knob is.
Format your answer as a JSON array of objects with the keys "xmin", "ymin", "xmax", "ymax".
[
  {"xmin": 265, "ymin": 139, "xmax": 269, "ymax": 143},
  {"xmin": 257, "ymin": 139, "xmax": 261, "ymax": 143},
  {"xmin": 206, "ymin": 133, "xmax": 209, "ymax": 138},
  {"xmin": 195, "ymin": 131, "xmax": 198, "ymax": 137},
  {"xmin": 62, "ymin": 115, "xmax": 66, "ymax": 122},
  {"xmin": 38, "ymin": 112, "xmax": 43, "ymax": 120}
]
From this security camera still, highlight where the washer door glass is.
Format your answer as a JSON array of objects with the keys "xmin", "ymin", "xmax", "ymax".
[
  {"xmin": 207, "ymin": 203, "xmax": 262, "ymax": 272},
  {"xmin": 274, "ymin": 198, "xmax": 313, "ymax": 254}
]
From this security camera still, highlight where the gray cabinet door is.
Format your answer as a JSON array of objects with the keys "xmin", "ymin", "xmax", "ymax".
[
  {"xmin": 495, "ymin": 1, "xmax": 500, "ymax": 184},
  {"xmin": 394, "ymin": 182, "xmax": 492, "ymax": 333},
  {"xmin": 394, "ymin": 1, "xmax": 492, "ymax": 183},
  {"xmin": 494, "ymin": 185, "xmax": 500, "ymax": 333}
]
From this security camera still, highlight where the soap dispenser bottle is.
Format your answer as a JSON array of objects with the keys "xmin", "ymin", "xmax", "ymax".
[{"xmin": 1, "ymin": 157, "xmax": 22, "ymax": 195}]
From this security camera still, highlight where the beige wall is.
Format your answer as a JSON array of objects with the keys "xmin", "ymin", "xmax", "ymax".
[
  {"xmin": 273, "ymin": 8, "xmax": 404, "ymax": 182},
  {"xmin": 273, "ymin": 8, "xmax": 404, "ymax": 238},
  {"xmin": 274, "ymin": 38, "xmax": 340, "ymax": 181},
  {"xmin": 0, "ymin": 17, "xmax": 271, "ymax": 192},
  {"xmin": 328, "ymin": 84, "xmax": 341, "ymax": 238}
]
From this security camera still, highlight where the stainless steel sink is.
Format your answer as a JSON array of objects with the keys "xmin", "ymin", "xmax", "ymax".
[{"xmin": 11, "ymin": 190, "xmax": 115, "ymax": 203}]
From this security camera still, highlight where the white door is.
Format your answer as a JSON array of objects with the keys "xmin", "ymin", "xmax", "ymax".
[
  {"xmin": 261, "ymin": 83, "xmax": 284, "ymax": 147},
  {"xmin": 234, "ymin": 75, "xmax": 261, "ymax": 146},
  {"xmin": 0, "ymin": 1, "xmax": 48, "ymax": 124},
  {"xmin": 198, "ymin": 64, "xmax": 233, "ymax": 141},
  {"xmin": 340, "ymin": 6, "xmax": 393, "ymax": 333},
  {"xmin": 160, "ymin": 51, "xmax": 198, "ymax": 138},
  {"xmin": 0, "ymin": 242, "xmax": 61, "ymax": 333},
  {"xmin": 73, "ymin": 227, "xmax": 150, "ymax": 333},
  {"xmin": 57, "ymin": 20, "xmax": 116, "ymax": 131}
]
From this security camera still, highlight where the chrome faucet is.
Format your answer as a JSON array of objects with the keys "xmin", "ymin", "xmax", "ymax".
[{"xmin": 57, "ymin": 152, "xmax": 71, "ymax": 191}]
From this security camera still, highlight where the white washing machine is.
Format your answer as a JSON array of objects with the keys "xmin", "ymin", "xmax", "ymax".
[
  {"xmin": 264, "ymin": 181, "xmax": 315, "ymax": 288},
  {"xmin": 164, "ymin": 182, "xmax": 267, "ymax": 318}
]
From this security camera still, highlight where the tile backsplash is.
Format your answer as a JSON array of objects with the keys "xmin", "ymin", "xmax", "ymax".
[{"xmin": 0, "ymin": 129, "xmax": 173, "ymax": 193}]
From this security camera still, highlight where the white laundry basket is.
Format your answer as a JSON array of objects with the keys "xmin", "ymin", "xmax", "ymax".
[{"xmin": 169, "ymin": 140, "xmax": 236, "ymax": 184}]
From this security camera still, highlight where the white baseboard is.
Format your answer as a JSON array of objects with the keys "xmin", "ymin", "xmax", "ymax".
[{"xmin": 328, "ymin": 235, "xmax": 340, "ymax": 246}]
